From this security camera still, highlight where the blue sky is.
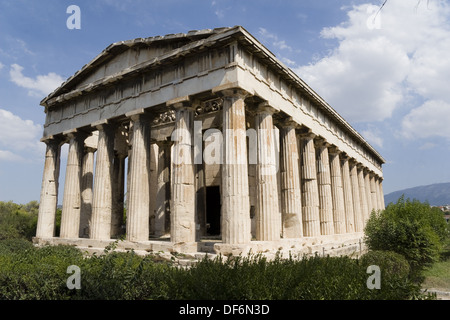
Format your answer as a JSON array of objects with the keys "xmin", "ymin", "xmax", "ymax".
[{"xmin": 1, "ymin": 0, "xmax": 450, "ymax": 204}]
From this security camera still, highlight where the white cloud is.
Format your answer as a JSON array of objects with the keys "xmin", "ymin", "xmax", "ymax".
[
  {"xmin": 0, "ymin": 109, "xmax": 43, "ymax": 162},
  {"xmin": 294, "ymin": 1, "xmax": 450, "ymax": 125},
  {"xmin": 15, "ymin": 39, "xmax": 34, "ymax": 56},
  {"xmin": 0, "ymin": 150, "xmax": 24, "ymax": 162},
  {"xmin": 210, "ymin": 0, "xmax": 231, "ymax": 19},
  {"xmin": 419, "ymin": 142, "xmax": 436, "ymax": 150},
  {"xmin": 258, "ymin": 28, "xmax": 293, "ymax": 52},
  {"xmin": 401, "ymin": 100, "xmax": 450, "ymax": 140},
  {"xmin": 0, "ymin": 62, "xmax": 3, "ymax": 71},
  {"xmin": 281, "ymin": 57, "xmax": 296, "ymax": 67},
  {"xmin": 361, "ymin": 127, "xmax": 383, "ymax": 149},
  {"xmin": 215, "ymin": 9, "xmax": 225, "ymax": 19},
  {"xmin": 9, "ymin": 64, "xmax": 64, "ymax": 97}
]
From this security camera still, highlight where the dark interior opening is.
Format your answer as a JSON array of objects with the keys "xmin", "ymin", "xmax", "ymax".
[{"xmin": 206, "ymin": 186, "xmax": 221, "ymax": 236}]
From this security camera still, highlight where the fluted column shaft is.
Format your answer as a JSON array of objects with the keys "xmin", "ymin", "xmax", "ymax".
[
  {"xmin": 79, "ymin": 147, "xmax": 95, "ymax": 238},
  {"xmin": 350, "ymin": 162, "xmax": 363, "ymax": 232},
  {"xmin": 60, "ymin": 132, "xmax": 89, "ymax": 239},
  {"xmin": 171, "ymin": 104, "xmax": 196, "ymax": 243},
  {"xmin": 316, "ymin": 142, "xmax": 334, "ymax": 235},
  {"xmin": 374, "ymin": 177, "xmax": 381, "ymax": 211},
  {"xmin": 126, "ymin": 114, "xmax": 151, "ymax": 242},
  {"xmin": 221, "ymin": 89, "xmax": 251, "ymax": 244},
  {"xmin": 255, "ymin": 103, "xmax": 280, "ymax": 241},
  {"xmin": 369, "ymin": 173, "xmax": 378, "ymax": 212},
  {"xmin": 357, "ymin": 166, "xmax": 369, "ymax": 228},
  {"xmin": 300, "ymin": 134, "xmax": 321, "ymax": 237},
  {"xmin": 280, "ymin": 122, "xmax": 302, "ymax": 238},
  {"xmin": 90, "ymin": 123, "xmax": 115, "ymax": 240},
  {"xmin": 329, "ymin": 149, "xmax": 346, "ymax": 234},
  {"xmin": 378, "ymin": 178, "xmax": 385, "ymax": 209},
  {"xmin": 341, "ymin": 156, "xmax": 355, "ymax": 233},
  {"xmin": 36, "ymin": 138, "xmax": 62, "ymax": 238},
  {"xmin": 155, "ymin": 141, "xmax": 172, "ymax": 237},
  {"xmin": 364, "ymin": 170, "xmax": 373, "ymax": 219}
]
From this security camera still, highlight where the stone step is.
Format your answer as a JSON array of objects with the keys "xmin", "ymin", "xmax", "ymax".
[{"xmin": 198, "ymin": 241, "xmax": 217, "ymax": 254}]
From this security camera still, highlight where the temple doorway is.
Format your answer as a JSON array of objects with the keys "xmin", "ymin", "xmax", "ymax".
[{"xmin": 205, "ymin": 186, "xmax": 221, "ymax": 236}]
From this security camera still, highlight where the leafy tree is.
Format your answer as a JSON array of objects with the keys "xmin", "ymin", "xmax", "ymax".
[
  {"xmin": 0, "ymin": 201, "xmax": 40, "ymax": 240},
  {"xmin": 364, "ymin": 196, "xmax": 449, "ymax": 277}
]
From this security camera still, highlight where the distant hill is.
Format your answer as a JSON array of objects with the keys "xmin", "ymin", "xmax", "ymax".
[{"xmin": 384, "ymin": 182, "xmax": 450, "ymax": 206}]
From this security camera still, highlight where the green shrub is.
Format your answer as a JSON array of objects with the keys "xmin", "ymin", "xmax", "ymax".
[
  {"xmin": 0, "ymin": 243, "xmax": 432, "ymax": 300},
  {"xmin": 166, "ymin": 253, "xmax": 424, "ymax": 300},
  {"xmin": 0, "ymin": 244, "xmax": 84, "ymax": 300},
  {"xmin": 0, "ymin": 201, "xmax": 39, "ymax": 240},
  {"xmin": 360, "ymin": 250, "xmax": 410, "ymax": 279},
  {"xmin": 364, "ymin": 196, "xmax": 449, "ymax": 274},
  {"xmin": 0, "ymin": 238, "xmax": 35, "ymax": 255},
  {"xmin": 357, "ymin": 250, "xmax": 425, "ymax": 299}
]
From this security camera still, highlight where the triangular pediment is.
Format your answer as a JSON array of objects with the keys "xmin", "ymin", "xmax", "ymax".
[{"xmin": 41, "ymin": 27, "xmax": 238, "ymax": 106}]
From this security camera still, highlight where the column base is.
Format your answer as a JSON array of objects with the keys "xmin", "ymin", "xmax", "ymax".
[
  {"xmin": 32, "ymin": 233, "xmax": 366, "ymax": 259},
  {"xmin": 213, "ymin": 233, "xmax": 365, "ymax": 257},
  {"xmin": 32, "ymin": 237, "xmax": 199, "ymax": 254}
]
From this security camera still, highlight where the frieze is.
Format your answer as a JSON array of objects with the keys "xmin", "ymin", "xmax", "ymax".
[
  {"xmin": 195, "ymin": 98, "xmax": 223, "ymax": 116},
  {"xmin": 152, "ymin": 98, "xmax": 223, "ymax": 125}
]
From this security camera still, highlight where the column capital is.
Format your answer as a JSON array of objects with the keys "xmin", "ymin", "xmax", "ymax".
[
  {"xmin": 213, "ymin": 86, "xmax": 251, "ymax": 100},
  {"xmin": 256, "ymin": 101, "xmax": 278, "ymax": 115},
  {"xmin": 348, "ymin": 158, "xmax": 359, "ymax": 167},
  {"xmin": 85, "ymin": 146, "xmax": 97, "ymax": 154},
  {"xmin": 280, "ymin": 117, "xmax": 300, "ymax": 129},
  {"xmin": 40, "ymin": 135, "xmax": 65, "ymax": 146},
  {"xmin": 339, "ymin": 152, "xmax": 350, "ymax": 161},
  {"xmin": 63, "ymin": 129, "xmax": 91, "ymax": 141},
  {"xmin": 155, "ymin": 139, "xmax": 174, "ymax": 148},
  {"xmin": 314, "ymin": 137, "xmax": 330, "ymax": 148},
  {"xmin": 126, "ymin": 109, "xmax": 154, "ymax": 122},
  {"xmin": 298, "ymin": 131, "xmax": 316, "ymax": 140},
  {"xmin": 91, "ymin": 119, "xmax": 118, "ymax": 132},
  {"xmin": 356, "ymin": 162, "xmax": 365, "ymax": 170},
  {"xmin": 166, "ymin": 96, "xmax": 194, "ymax": 110},
  {"xmin": 328, "ymin": 146, "xmax": 342, "ymax": 156},
  {"xmin": 363, "ymin": 167, "xmax": 372, "ymax": 174}
]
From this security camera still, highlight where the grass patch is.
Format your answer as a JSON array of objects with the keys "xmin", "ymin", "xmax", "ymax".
[{"xmin": 422, "ymin": 239, "xmax": 450, "ymax": 291}]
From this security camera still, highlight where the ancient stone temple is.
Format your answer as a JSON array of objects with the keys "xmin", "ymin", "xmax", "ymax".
[{"xmin": 34, "ymin": 26, "xmax": 385, "ymax": 257}]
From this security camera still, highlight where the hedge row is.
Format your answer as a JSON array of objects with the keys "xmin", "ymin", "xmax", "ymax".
[{"xmin": 0, "ymin": 239, "xmax": 430, "ymax": 300}]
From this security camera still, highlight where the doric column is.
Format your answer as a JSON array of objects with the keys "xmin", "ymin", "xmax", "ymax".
[
  {"xmin": 300, "ymin": 133, "xmax": 321, "ymax": 237},
  {"xmin": 170, "ymin": 101, "xmax": 196, "ymax": 244},
  {"xmin": 126, "ymin": 112, "xmax": 151, "ymax": 242},
  {"xmin": 357, "ymin": 165, "xmax": 369, "ymax": 227},
  {"xmin": 79, "ymin": 146, "xmax": 95, "ymax": 238},
  {"xmin": 280, "ymin": 119, "xmax": 302, "ymax": 238},
  {"xmin": 350, "ymin": 161, "xmax": 363, "ymax": 232},
  {"xmin": 329, "ymin": 147, "xmax": 346, "ymax": 234},
  {"xmin": 374, "ymin": 176, "xmax": 381, "ymax": 211},
  {"xmin": 378, "ymin": 177, "xmax": 385, "ymax": 209},
  {"xmin": 60, "ymin": 131, "xmax": 89, "ymax": 239},
  {"xmin": 340, "ymin": 154, "xmax": 355, "ymax": 233},
  {"xmin": 90, "ymin": 122, "xmax": 115, "ymax": 240},
  {"xmin": 254, "ymin": 102, "xmax": 280, "ymax": 241},
  {"xmin": 364, "ymin": 169, "xmax": 373, "ymax": 218},
  {"xmin": 369, "ymin": 173, "xmax": 378, "ymax": 212},
  {"xmin": 316, "ymin": 140, "xmax": 334, "ymax": 235},
  {"xmin": 220, "ymin": 89, "xmax": 251, "ymax": 244},
  {"xmin": 36, "ymin": 137, "xmax": 62, "ymax": 239},
  {"xmin": 155, "ymin": 140, "xmax": 172, "ymax": 237}
]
